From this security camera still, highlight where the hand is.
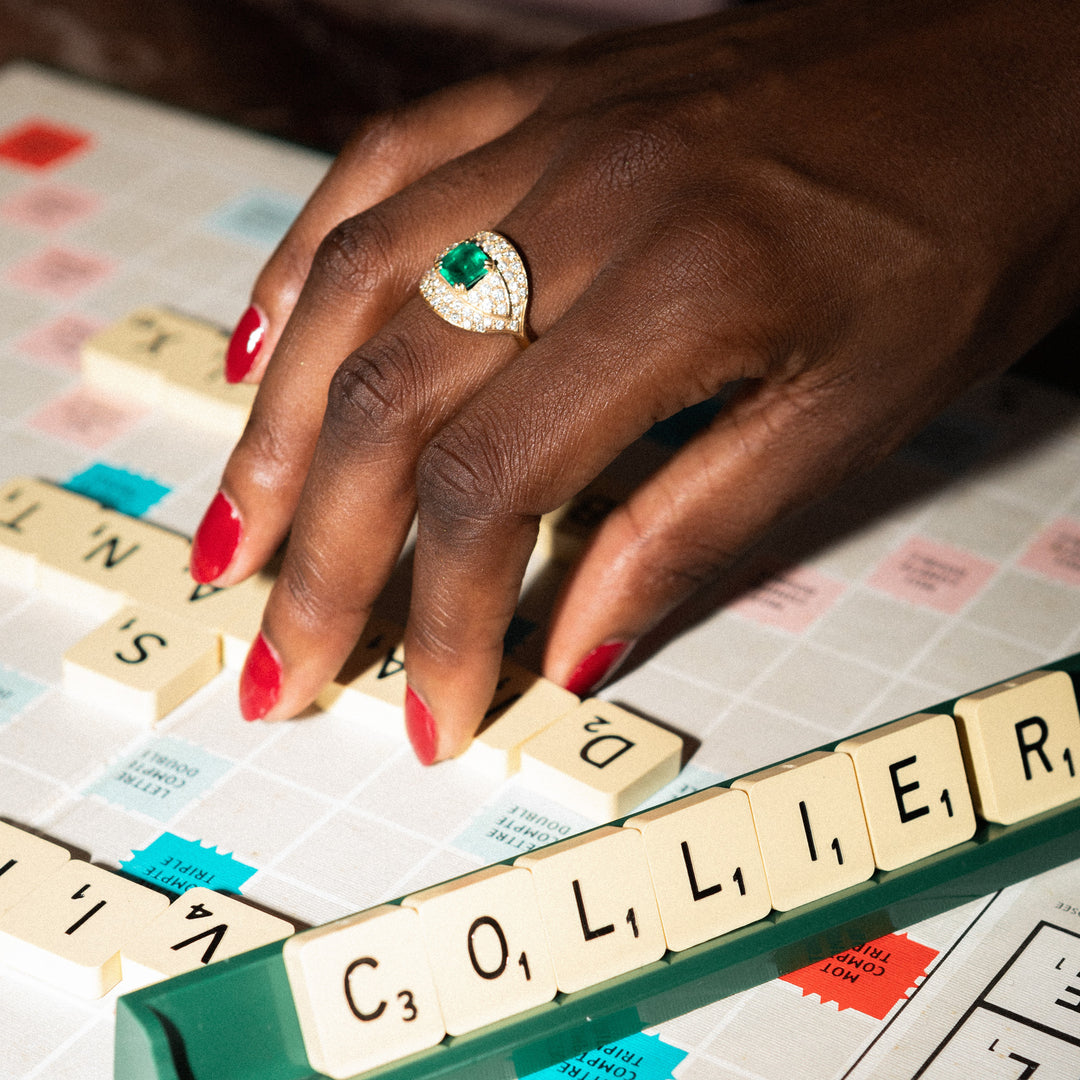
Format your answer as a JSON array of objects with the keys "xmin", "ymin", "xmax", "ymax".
[{"xmin": 190, "ymin": 0, "xmax": 1080, "ymax": 763}]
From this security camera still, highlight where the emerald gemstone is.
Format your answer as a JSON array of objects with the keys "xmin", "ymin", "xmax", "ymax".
[{"xmin": 439, "ymin": 241, "xmax": 489, "ymax": 289}]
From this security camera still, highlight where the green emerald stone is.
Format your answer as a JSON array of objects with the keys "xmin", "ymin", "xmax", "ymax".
[{"xmin": 439, "ymin": 241, "xmax": 490, "ymax": 289}]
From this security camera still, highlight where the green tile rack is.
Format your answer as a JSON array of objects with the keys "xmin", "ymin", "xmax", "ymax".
[{"xmin": 114, "ymin": 653, "xmax": 1080, "ymax": 1080}]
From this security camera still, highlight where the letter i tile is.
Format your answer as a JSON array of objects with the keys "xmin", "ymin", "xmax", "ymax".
[
  {"xmin": 732, "ymin": 751, "xmax": 875, "ymax": 911},
  {"xmin": 624, "ymin": 788, "xmax": 772, "ymax": 951},
  {"xmin": 0, "ymin": 821, "xmax": 70, "ymax": 917},
  {"xmin": 515, "ymin": 825, "xmax": 665, "ymax": 994},
  {"xmin": 0, "ymin": 860, "xmax": 169, "ymax": 997},
  {"xmin": 403, "ymin": 864, "xmax": 557, "ymax": 1034},
  {"xmin": 953, "ymin": 669, "xmax": 1080, "ymax": 824},
  {"xmin": 283, "ymin": 905, "xmax": 445, "ymax": 1080},
  {"xmin": 519, "ymin": 699, "xmax": 683, "ymax": 819}
]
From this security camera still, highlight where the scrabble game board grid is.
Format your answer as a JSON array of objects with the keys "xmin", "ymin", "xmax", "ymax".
[{"xmin": 3, "ymin": 61, "xmax": 1080, "ymax": 1080}]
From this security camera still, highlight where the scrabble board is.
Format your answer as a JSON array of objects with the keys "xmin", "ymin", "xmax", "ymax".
[{"xmin": 3, "ymin": 60, "xmax": 1080, "ymax": 1080}]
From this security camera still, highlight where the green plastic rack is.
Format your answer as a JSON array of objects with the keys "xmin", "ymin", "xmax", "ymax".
[{"xmin": 114, "ymin": 653, "xmax": 1080, "ymax": 1080}]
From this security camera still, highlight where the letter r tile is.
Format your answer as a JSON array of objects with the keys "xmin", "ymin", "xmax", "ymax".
[
  {"xmin": 519, "ymin": 699, "xmax": 683, "ymax": 819},
  {"xmin": 953, "ymin": 669, "xmax": 1080, "ymax": 824}
]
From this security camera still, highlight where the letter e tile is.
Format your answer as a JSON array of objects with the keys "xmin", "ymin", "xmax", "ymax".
[{"xmin": 836, "ymin": 712, "xmax": 976, "ymax": 869}]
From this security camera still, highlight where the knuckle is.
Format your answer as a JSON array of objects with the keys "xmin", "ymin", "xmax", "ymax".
[
  {"xmin": 312, "ymin": 209, "xmax": 400, "ymax": 301},
  {"xmin": 278, "ymin": 546, "xmax": 342, "ymax": 634},
  {"xmin": 323, "ymin": 336, "xmax": 420, "ymax": 448},
  {"xmin": 415, "ymin": 422, "xmax": 509, "ymax": 530}
]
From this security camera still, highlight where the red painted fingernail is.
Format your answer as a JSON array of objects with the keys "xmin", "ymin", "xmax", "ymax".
[
  {"xmin": 190, "ymin": 491, "xmax": 241, "ymax": 583},
  {"xmin": 240, "ymin": 633, "xmax": 281, "ymax": 721},
  {"xmin": 563, "ymin": 641, "xmax": 631, "ymax": 697},
  {"xmin": 405, "ymin": 685, "xmax": 438, "ymax": 766},
  {"xmin": 225, "ymin": 304, "xmax": 266, "ymax": 383}
]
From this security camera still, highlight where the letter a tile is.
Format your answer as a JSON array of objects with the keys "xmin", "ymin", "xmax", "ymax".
[
  {"xmin": 403, "ymin": 865, "xmax": 557, "ymax": 1035},
  {"xmin": 0, "ymin": 860, "xmax": 169, "ymax": 997},
  {"xmin": 836, "ymin": 712, "xmax": 976, "ymax": 869},
  {"xmin": 519, "ymin": 699, "xmax": 682, "ymax": 819},
  {"xmin": 732, "ymin": 751, "xmax": 875, "ymax": 911},
  {"xmin": 283, "ymin": 904, "xmax": 444, "ymax": 1080},
  {"xmin": 953, "ymin": 670, "xmax": 1080, "ymax": 824}
]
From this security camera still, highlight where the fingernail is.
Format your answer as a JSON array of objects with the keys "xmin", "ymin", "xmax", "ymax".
[
  {"xmin": 190, "ymin": 491, "xmax": 241, "ymax": 583},
  {"xmin": 240, "ymin": 633, "xmax": 281, "ymax": 721},
  {"xmin": 225, "ymin": 304, "xmax": 266, "ymax": 383},
  {"xmin": 563, "ymin": 640, "xmax": 632, "ymax": 697},
  {"xmin": 405, "ymin": 685, "xmax": 438, "ymax": 766}
]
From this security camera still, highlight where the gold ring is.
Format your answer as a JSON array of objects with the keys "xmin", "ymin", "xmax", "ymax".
[{"xmin": 420, "ymin": 231, "xmax": 532, "ymax": 348}]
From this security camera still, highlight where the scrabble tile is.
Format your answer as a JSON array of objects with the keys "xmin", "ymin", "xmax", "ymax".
[
  {"xmin": 121, "ymin": 885, "xmax": 293, "ymax": 990},
  {"xmin": 514, "ymin": 825, "xmax": 665, "ymax": 994},
  {"xmin": 34, "ymin": 509, "xmax": 190, "ymax": 617},
  {"xmin": 836, "ymin": 712, "xmax": 976, "ymax": 870},
  {"xmin": 519, "ymin": 699, "xmax": 683, "ymax": 819},
  {"xmin": 0, "ymin": 860, "xmax": 169, "ymax": 997},
  {"xmin": 953, "ymin": 669, "xmax": 1080, "ymax": 824},
  {"xmin": 316, "ymin": 619, "xmax": 407, "ymax": 723},
  {"xmin": 283, "ymin": 904, "xmax": 445, "ymax": 1080},
  {"xmin": 63, "ymin": 604, "xmax": 221, "ymax": 722},
  {"xmin": 135, "ymin": 559, "xmax": 274, "ymax": 671},
  {"xmin": 732, "ymin": 751, "xmax": 876, "ymax": 912},
  {"xmin": 80, "ymin": 307, "xmax": 175, "ymax": 407},
  {"xmin": 0, "ymin": 821, "xmax": 70, "ymax": 916},
  {"xmin": 81, "ymin": 307, "xmax": 256, "ymax": 438},
  {"xmin": 536, "ymin": 485, "xmax": 618, "ymax": 564},
  {"xmin": 0, "ymin": 476, "xmax": 100, "ymax": 589},
  {"xmin": 403, "ymin": 864, "xmax": 557, "ymax": 1035},
  {"xmin": 624, "ymin": 787, "xmax": 772, "ymax": 951},
  {"xmin": 461, "ymin": 660, "xmax": 579, "ymax": 777}
]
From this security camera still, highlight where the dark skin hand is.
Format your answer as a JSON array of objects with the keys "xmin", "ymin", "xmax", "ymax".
[{"xmin": 191, "ymin": 0, "xmax": 1080, "ymax": 763}]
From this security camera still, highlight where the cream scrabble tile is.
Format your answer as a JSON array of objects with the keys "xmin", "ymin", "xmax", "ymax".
[
  {"xmin": 316, "ymin": 619, "xmax": 407, "ymax": 724},
  {"xmin": 624, "ymin": 787, "xmax": 772, "ymax": 951},
  {"xmin": 121, "ymin": 886, "xmax": 293, "ymax": 990},
  {"xmin": 0, "ymin": 476, "xmax": 100, "ymax": 589},
  {"xmin": 536, "ymin": 484, "xmax": 619, "ymax": 565},
  {"xmin": 461, "ymin": 660, "xmax": 579, "ymax": 777},
  {"xmin": 135, "ymin": 559, "xmax": 274, "ymax": 671},
  {"xmin": 80, "ymin": 307, "xmax": 179, "ymax": 407},
  {"xmin": 283, "ymin": 904, "xmax": 445, "ymax": 1080},
  {"xmin": 163, "ymin": 357, "xmax": 257, "ymax": 440},
  {"xmin": 63, "ymin": 604, "xmax": 221, "ymax": 722},
  {"xmin": 732, "ymin": 751, "xmax": 875, "ymax": 912},
  {"xmin": 515, "ymin": 825, "xmax": 665, "ymax": 994},
  {"xmin": 34, "ymin": 509, "xmax": 190, "ymax": 617},
  {"xmin": 0, "ymin": 860, "xmax": 169, "ymax": 998},
  {"xmin": 403, "ymin": 864, "xmax": 557, "ymax": 1035},
  {"xmin": 837, "ymin": 712, "xmax": 976, "ymax": 870},
  {"xmin": 953, "ymin": 669, "xmax": 1080, "ymax": 825},
  {"xmin": 0, "ymin": 821, "xmax": 70, "ymax": 916},
  {"xmin": 519, "ymin": 699, "xmax": 682, "ymax": 819}
]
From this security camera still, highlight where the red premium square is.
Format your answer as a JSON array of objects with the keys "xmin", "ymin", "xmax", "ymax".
[{"xmin": 0, "ymin": 119, "xmax": 91, "ymax": 171}]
